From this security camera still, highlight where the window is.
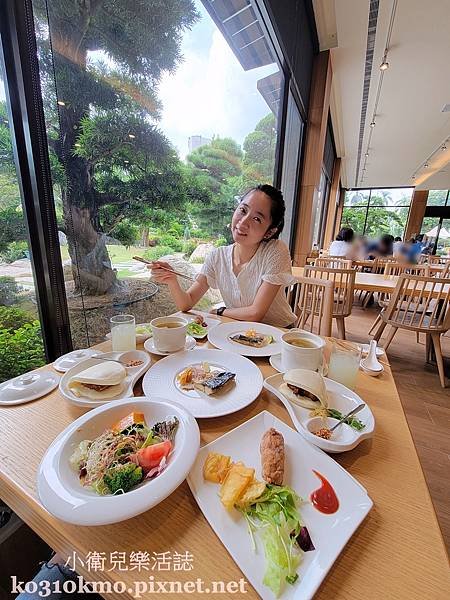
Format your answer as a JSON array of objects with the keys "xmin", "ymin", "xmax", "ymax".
[
  {"xmin": 0, "ymin": 61, "xmax": 45, "ymax": 382},
  {"xmin": 341, "ymin": 187, "xmax": 413, "ymax": 238},
  {"xmin": 33, "ymin": 0, "xmax": 284, "ymax": 346},
  {"xmin": 426, "ymin": 190, "xmax": 449, "ymax": 207},
  {"xmin": 280, "ymin": 88, "xmax": 304, "ymax": 247}
]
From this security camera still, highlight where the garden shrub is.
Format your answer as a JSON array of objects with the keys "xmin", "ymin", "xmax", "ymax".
[
  {"xmin": 0, "ymin": 321, "xmax": 46, "ymax": 383},
  {"xmin": 0, "ymin": 240, "xmax": 28, "ymax": 263},
  {"xmin": 190, "ymin": 255, "xmax": 205, "ymax": 264},
  {"xmin": 183, "ymin": 239, "xmax": 197, "ymax": 258},
  {"xmin": 0, "ymin": 276, "xmax": 21, "ymax": 306},
  {"xmin": 143, "ymin": 246, "xmax": 176, "ymax": 261},
  {"xmin": 155, "ymin": 234, "xmax": 182, "ymax": 252},
  {"xmin": 214, "ymin": 237, "xmax": 227, "ymax": 247},
  {"xmin": 0, "ymin": 306, "xmax": 35, "ymax": 332}
]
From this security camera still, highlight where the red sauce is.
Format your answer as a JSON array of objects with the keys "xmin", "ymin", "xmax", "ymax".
[{"xmin": 310, "ymin": 470, "xmax": 339, "ymax": 514}]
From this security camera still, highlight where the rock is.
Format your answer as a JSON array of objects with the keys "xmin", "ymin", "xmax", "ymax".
[{"xmin": 189, "ymin": 243, "xmax": 215, "ymax": 263}]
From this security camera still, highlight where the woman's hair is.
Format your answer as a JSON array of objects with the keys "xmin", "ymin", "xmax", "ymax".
[
  {"xmin": 242, "ymin": 184, "xmax": 285, "ymax": 240},
  {"xmin": 394, "ymin": 236, "xmax": 402, "ymax": 242},
  {"xmin": 336, "ymin": 227, "xmax": 354, "ymax": 242}
]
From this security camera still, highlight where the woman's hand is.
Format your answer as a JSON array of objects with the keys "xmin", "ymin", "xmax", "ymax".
[{"xmin": 148, "ymin": 260, "xmax": 177, "ymax": 284}]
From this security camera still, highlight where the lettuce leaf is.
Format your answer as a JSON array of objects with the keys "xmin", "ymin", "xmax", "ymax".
[{"xmin": 240, "ymin": 485, "xmax": 304, "ymax": 597}]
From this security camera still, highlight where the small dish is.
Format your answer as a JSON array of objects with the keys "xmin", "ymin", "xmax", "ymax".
[
  {"xmin": 59, "ymin": 351, "xmax": 151, "ymax": 408},
  {"xmin": 263, "ymin": 373, "xmax": 375, "ymax": 453},
  {"xmin": 269, "ymin": 353, "xmax": 284, "ymax": 372},
  {"xmin": 305, "ymin": 416, "xmax": 356, "ymax": 445},
  {"xmin": 208, "ymin": 321, "xmax": 282, "ymax": 357},
  {"xmin": 144, "ymin": 335, "xmax": 196, "ymax": 356},
  {"xmin": 0, "ymin": 371, "xmax": 60, "ymax": 406},
  {"xmin": 358, "ymin": 344, "xmax": 384, "ymax": 357},
  {"xmin": 174, "ymin": 311, "xmax": 220, "ymax": 339},
  {"xmin": 53, "ymin": 349, "xmax": 100, "ymax": 373}
]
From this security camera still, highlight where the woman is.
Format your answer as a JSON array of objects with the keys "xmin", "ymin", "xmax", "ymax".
[
  {"xmin": 328, "ymin": 227, "xmax": 355, "ymax": 259},
  {"xmin": 150, "ymin": 184, "xmax": 296, "ymax": 327}
]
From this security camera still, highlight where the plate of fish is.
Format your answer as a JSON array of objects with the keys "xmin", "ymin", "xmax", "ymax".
[
  {"xmin": 207, "ymin": 321, "xmax": 283, "ymax": 357},
  {"xmin": 37, "ymin": 397, "xmax": 199, "ymax": 525},
  {"xmin": 142, "ymin": 349, "xmax": 263, "ymax": 418}
]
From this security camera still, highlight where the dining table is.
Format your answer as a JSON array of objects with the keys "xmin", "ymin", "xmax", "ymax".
[
  {"xmin": 292, "ymin": 266, "xmax": 449, "ymax": 296},
  {"xmin": 0, "ymin": 313, "xmax": 449, "ymax": 600}
]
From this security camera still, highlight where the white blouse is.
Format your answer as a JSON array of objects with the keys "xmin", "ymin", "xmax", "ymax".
[{"xmin": 199, "ymin": 239, "xmax": 296, "ymax": 327}]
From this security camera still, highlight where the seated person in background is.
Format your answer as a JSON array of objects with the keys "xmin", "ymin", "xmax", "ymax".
[
  {"xmin": 328, "ymin": 227, "xmax": 355, "ymax": 259},
  {"xmin": 150, "ymin": 185, "xmax": 297, "ymax": 328},
  {"xmin": 366, "ymin": 233, "xmax": 394, "ymax": 260},
  {"xmin": 353, "ymin": 234, "xmax": 368, "ymax": 260},
  {"xmin": 408, "ymin": 233, "xmax": 431, "ymax": 262},
  {"xmin": 393, "ymin": 236, "xmax": 409, "ymax": 261}
]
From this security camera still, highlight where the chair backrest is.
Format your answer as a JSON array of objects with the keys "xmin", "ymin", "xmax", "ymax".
[
  {"xmin": 372, "ymin": 256, "xmax": 396, "ymax": 273},
  {"xmin": 384, "ymin": 263, "xmax": 430, "ymax": 277},
  {"xmin": 304, "ymin": 265, "xmax": 356, "ymax": 318},
  {"xmin": 294, "ymin": 276, "xmax": 333, "ymax": 336},
  {"xmin": 384, "ymin": 274, "xmax": 450, "ymax": 332},
  {"xmin": 440, "ymin": 262, "xmax": 450, "ymax": 277},
  {"xmin": 314, "ymin": 256, "xmax": 353, "ymax": 269}
]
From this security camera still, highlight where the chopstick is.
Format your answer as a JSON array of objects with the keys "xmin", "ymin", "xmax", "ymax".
[{"xmin": 133, "ymin": 256, "xmax": 195, "ymax": 282}]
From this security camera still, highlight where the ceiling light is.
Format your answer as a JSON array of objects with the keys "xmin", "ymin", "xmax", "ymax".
[
  {"xmin": 424, "ymin": 162, "xmax": 429, "ymax": 168},
  {"xmin": 441, "ymin": 144, "xmax": 447, "ymax": 151},
  {"xmin": 57, "ymin": 100, "xmax": 66, "ymax": 106},
  {"xmin": 412, "ymin": 175, "xmax": 416, "ymax": 180},
  {"xmin": 370, "ymin": 121, "xmax": 375, "ymax": 128},
  {"xmin": 380, "ymin": 59, "xmax": 389, "ymax": 71},
  {"xmin": 365, "ymin": 152, "xmax": 369, "ymax": 157},
  {"xmin": 128, "ymin": 134, "xmax": 136, "ymax": 139}
]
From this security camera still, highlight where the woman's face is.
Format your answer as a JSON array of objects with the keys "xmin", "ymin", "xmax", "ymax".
[{"xmin": 231, "ymin": 190, "xmax": 277, "ymax": 246}]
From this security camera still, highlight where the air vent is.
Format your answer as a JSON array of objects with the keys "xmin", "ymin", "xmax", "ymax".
[{"xmin": 442, "ymin": 104, "xmax": 450, "ymax": 113}]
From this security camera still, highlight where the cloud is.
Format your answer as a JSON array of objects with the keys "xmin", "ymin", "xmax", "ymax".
[{"xmin": 158, "ymin": 19, "xmax": 279, "ymax": 158}]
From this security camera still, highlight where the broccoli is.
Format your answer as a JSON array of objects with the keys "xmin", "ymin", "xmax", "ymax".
[{"xmin": 103, "ymin": 462, "xmax": 143, "ymax": 494}]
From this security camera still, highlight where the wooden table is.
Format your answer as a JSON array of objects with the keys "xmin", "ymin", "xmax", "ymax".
[
  {"xmin": 0, "ymin": 317, "xmax": 449, "ymax": 599},
  {"xmin": 293, "ymin": 266, "xmax": 449, "ymax": 296}
]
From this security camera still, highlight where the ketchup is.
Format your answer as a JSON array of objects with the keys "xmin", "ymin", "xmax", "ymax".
[{"xmin": 310, "ymin": 470, "xmax": 339, "ymax": 514}]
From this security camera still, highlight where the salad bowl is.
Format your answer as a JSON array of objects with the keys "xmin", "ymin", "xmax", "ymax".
[{"xmin": 37, "ymin": 397, "xmax": 199, "ymax": 525}]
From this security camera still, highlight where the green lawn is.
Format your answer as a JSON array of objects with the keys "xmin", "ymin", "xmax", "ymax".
[{"xmin": 60, "ymin": 245, "xmax": 146, "ymax": 264}]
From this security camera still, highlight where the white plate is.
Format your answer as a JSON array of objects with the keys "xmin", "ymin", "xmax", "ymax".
[
  {"xmin": 188, "ymin": 411, "xmax": 373, "ymax": 600},
  {"xmin": 38, "ymin": 397, "xmax": 199, "ymax": 525},
  {"xmin": 358, "ymin": 344, "xmax": 384, "ymax": 357},
  {"xmin": 142, "ymin": 349, "xmax": 263, "ymax": 418},
  {"xmin": 269, "ymin": 353, "xmax": 284, "ymax": 372},
  {"xmin": 53, "ymin": 349, "xmax": 100, "ymax": 373},
  {"xmin": 0, "ymin": 371, "xmax": 60, "ymax": 406},
  {"xmin": 59, "ymin": 351, "xmax": 151, "ymax": 408},
  {"xmin": 208, "ymin": 321, "xmax": 282, "ymax": 357},
  {"xmin": 105, "ymin": 323, "xmax": 153, "ymax": 344},
  {"xmin": 264, "ymin": 374, "xmax": 375, "ymax": 453},
  {"xmin": 174, "ymin": 311, "xmax": 221, "ymax": 339},
  {"xmin": 144, "ymin": 335, "xmax": 196, "ymax": 356}
]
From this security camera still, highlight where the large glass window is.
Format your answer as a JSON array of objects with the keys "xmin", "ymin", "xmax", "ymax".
[
  {"xmin": 0, "ymin": 61, "xmax": 45, "ymax": 382},
  {"xmin": 421, "ymin": 190, "xmax": 450, "ymax": 255},
  {"xmin": 280, "ymin": 88, "xmax": 304, "ymax": 247},
  {"xmin": 33, "ymin": 0, "xmax": 284, "ymax": 346},
  {"xmin": 341, "ymin": 187, "xmax": 413, "ymax": 238}
]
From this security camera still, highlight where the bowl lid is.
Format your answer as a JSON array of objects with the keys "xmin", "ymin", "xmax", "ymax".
[{"xmin": 0, "ymin": 371, "xmax": 60, "ymax": 405}]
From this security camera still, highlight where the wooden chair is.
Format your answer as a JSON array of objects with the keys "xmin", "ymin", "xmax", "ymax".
[
  {"xmin": 314, "ymin": 257, "xmax": 353, "ymax": 269},
  {"xmin": 368, "ymin": 263, "xmax": 430, "ymax": 336},
  {"xmin": 293, "ymin": 276, "xmax": 334, "ymax": 337},
  {"xmin": 373, "ymin": 275, "xmax": 450, "ymax": 387},
  {"xmin": 360, "ymin": 256, "xmax": 397, "ymax": 307},
  {"xmin": 304, "ymin": 265, "xmax": 356, "ymax": 339}
]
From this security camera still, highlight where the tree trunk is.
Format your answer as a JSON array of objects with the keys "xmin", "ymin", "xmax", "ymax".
[
  {"xmin": 141, "ymin": 226, "xmax": 149, "ymax": 247},
  {"xmin": 52, "ymin": 28, "xmax": 120, "ymax": 296}
]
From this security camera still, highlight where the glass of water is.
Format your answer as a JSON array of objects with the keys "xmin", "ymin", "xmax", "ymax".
[
  {"xmin": 327, "ymin": 343, "xmax": 361, "ymax": 390},
  {"xmin": 110, "ymin": 314, "xmax": 136, "ymax": 351}
]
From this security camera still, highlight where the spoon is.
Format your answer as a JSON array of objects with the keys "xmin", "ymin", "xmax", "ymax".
[
  {"xmin": 361, "ymin": 340, "xmax": 383, "ymax": 371},
  {"xmin": 329, "ymin": 404, "xmax": 366, "ymax": 432}
]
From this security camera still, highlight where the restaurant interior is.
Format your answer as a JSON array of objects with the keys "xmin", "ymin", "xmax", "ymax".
[{"xmin": 0, "ymin": 0, "xmax": 449, "ymax": 598}]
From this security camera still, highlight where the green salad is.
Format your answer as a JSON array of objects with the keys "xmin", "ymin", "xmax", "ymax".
[{"xmin": 187, "ymin": 322, "xmax": 207, "ymax": 337}]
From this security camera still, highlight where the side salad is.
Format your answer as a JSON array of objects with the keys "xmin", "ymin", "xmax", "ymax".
[{"xmin": 70, "ymin": 412, "xmax": 178, "ymax": 495}]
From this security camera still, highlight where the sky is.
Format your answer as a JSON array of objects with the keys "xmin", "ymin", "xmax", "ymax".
[
  {"xmin": 0, "ymin": 1, "xmax": 278, "ymax": 159},
  {"xmin": 158, "ymin": 1, "xmax": 278, "ymax": 158}
]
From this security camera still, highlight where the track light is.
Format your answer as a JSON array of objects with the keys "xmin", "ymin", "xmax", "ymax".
[
  {"xmin": 370, "ymin": 121, "xmax": 376, "ymax": 127},
  {"xmin": 365, "ymin": 152, "xmax": 369, "ymax": 157},
  {"xmin": 380, "ymin": 59, "xmax": 389, "ymax": 71},
  {"xmin": 412, "ymin": 175, "xmax": 416, "ymax": 180},
  {"xmin": 424, "ymin": 163, "xmax": 429, "ymax": 168},
  {"xmin": 441, "ymin": 144, "xmax": 447, "ymax": 151}
]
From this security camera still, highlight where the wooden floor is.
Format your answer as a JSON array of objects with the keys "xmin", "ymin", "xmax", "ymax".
[{"xmin": 342, "ymin": 304, "xmax": 450, "ymax": 555}]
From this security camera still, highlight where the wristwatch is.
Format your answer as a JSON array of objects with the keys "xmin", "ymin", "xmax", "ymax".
[{"xmin": 216, "ymin": 306, "xmax": 226, "ymax": 316}]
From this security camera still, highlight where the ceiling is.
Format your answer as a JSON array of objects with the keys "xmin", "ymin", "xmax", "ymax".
[{"xmin": 313, "ymin": 0, "xmax": 450, "ymax": 190}]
